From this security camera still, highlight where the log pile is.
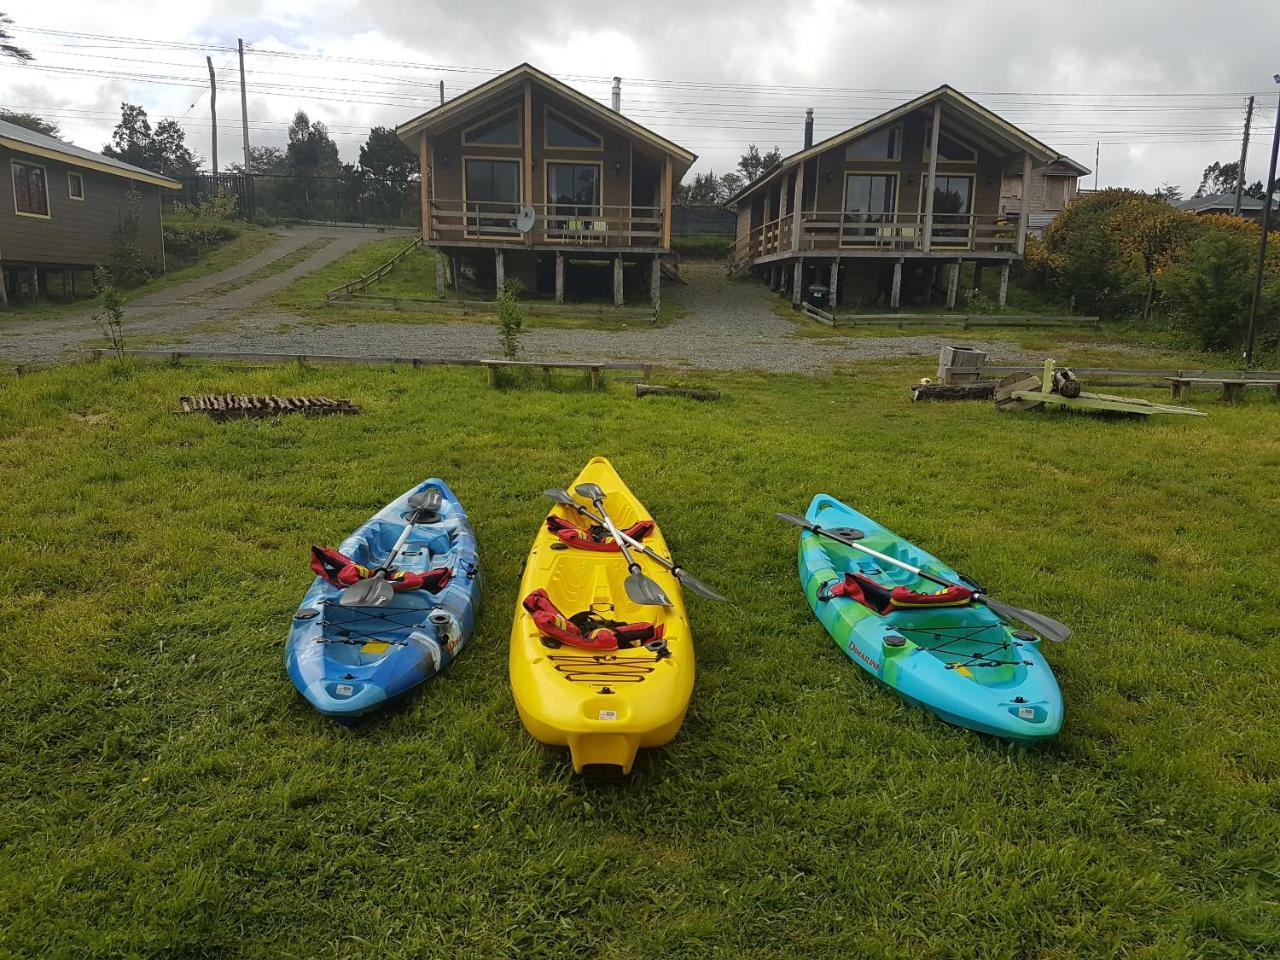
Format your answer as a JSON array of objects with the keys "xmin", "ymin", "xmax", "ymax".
[{"xmin": 179, "ymin": 394, "xmax": 360, "ymax": 419}]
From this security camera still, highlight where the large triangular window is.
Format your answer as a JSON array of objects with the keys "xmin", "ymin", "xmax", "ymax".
[
  {"xmin": 545, "ymin": 108, "xmax": 602, "ymax": 149},
  {"xmin": 463, "ymin": 109, "xmax": 521, "ymax": 147}
]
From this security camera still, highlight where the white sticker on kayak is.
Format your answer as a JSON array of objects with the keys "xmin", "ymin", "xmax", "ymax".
[
  {"xmin": 598, "ymin": 710, "xmax": 617, "ymax": 721},
  {"xmin": 336, "ymin": 684, "xmax": 354, "ymax": 697},
  {"xmin": 1017, "ymin": 706, "xmax": 1035, "ymax": 720}
]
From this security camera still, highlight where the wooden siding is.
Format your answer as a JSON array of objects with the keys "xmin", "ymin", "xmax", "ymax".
[
  {"xmin": 1000, "ymin": 163, "xmax": 1079, "ymax": 216},
  {"xmin": 0, "ymin": 145, "xmax": 165, "ymax": 267}
]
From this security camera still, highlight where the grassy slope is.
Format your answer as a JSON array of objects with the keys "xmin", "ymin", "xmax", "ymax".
[
  {"xmin": 0, "ymin": 225, "xmax": 276, "ymax": 324},
  {"xmin": 1, "ymin": 360, "xmax": 1278, "ymax": 959},
  {"xmin": 271, "ymin": 237, "xmax": 677, "ymax": 331}
]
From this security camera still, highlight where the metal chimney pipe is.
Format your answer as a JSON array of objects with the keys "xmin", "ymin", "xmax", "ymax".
[
  {"xmin": 804, "ymin": 108, "xmax": 814, "ymax": 149},
  {"xmin": 612, "ymin": 76, "xmax": 622, "ymax": 112}
]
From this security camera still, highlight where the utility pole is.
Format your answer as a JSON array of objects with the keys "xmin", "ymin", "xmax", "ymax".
[
  {"xmin": 439, "ymin": 80, "xmax": 445, "ymax": 105},
  {"xmin": 1244, "ymin": 79, "xmax": 1280, "ymax": 366},
  {"xmin": 206, "ymin": 56, "xmax": 218, "ymax": 176},
  {"xmin": 238, "ymin": 39, "xmax": 250, "ymax": 172},
  {"xmin": 1094, "ymin": 141, "xmax": 1100, "ymax": 191},
  {"xmin": 1233, "ymin": 96, "xmax": 1254, "ymax": 216}
]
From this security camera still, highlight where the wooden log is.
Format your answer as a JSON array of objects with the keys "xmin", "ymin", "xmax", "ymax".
[
  {"xmin": 910, "ymin": 381, "xmax": 996, "ymax": 402},
  {"xmin": 635, "ymin": 383, "xmax": 721, "ymax": 401}
]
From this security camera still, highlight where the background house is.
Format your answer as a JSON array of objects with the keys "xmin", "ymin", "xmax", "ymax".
[
  {"xmin": 0, "ymin": 118, "xmax": 181, "ymax": 307},
  {"xmin": 1000, "ymin": 155, "xmax": 1090, "ymax": 237},
  {"xmin": 396, "ymin": 64, "xmax": 696, "ymax": 309},
  {"xmin": 1175, "ymin": 192, "xmax": 1270, "ymax": 223},
  {"xmin": 725, "ymin": 86, "xmax": 1082, "ymax": 310}
]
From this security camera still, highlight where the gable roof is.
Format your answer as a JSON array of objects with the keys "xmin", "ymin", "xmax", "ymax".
[
  {"xmin": 1175, "ymin": 192, "xmax": 1268, "ymax": 213},
  {"xmin": 395, "ymin": 62, "xmax": 697, "ymax": 173},
  {"xmin": 725, "ymin": 84, "xmax": 1071, "ymax": 208},
  {"xmin": 0, "ymin": 119, "xmax": 181, "ymax": 189}
]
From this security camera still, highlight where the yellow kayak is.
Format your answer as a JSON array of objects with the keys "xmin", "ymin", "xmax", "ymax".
[{"xmin": 509, "ymin": 457, "xmax": 695, "ymax": 773}]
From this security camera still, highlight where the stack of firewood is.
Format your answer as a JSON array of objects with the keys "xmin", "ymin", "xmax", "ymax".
[{"xmin": 179, "ymin": 394, "xmax": 360, "ymax": 419}]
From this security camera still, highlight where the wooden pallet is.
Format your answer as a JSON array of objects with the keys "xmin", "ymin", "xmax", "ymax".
[{"xmin": 994, "ymin": 361, "xmax": 1206, "ymax": 418}]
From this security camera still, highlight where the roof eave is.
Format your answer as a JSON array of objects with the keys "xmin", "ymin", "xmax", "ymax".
[{"xmin": 0, "ymin": 135, "xmax": 181, "ymax": 188}]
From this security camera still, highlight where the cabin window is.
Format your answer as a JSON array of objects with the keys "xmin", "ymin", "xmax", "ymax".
[
  {"xmin": 68, "ymin": 171, "xmax": 85, "ymax": 201},
  {"xmin": 1044, "ymin": 176, "xmax": 1068, "ymax": 210},
  {"xmin": 463, "ymin": 158, "xmax": 520, "ymax": 236},
  {"xmin": 843, "ymin": 174, "xmax": 897, "ymax": 217},
  {"xmin": 930, "ymin": 174, "xmax": 973, "ymax": 243},
  {"xmin": 546, "ymin": 162, "xmax": 601, "ymax": 215},
  {"xmin": 844, "ymin": 126, "xmax": 900, "ymax": 161},
  {"xmin": 923, "ymin": 125, "xmax": 978, "ymax": 163},
  {"xmin": 462, "ymin": 110, "xmax": 521, "ymax": 147},
  {"xmin": 545, "ymin": 108, "xmax": 602, "ymax": 150},
  {"xmin": 12, "ymin": 160, "xmax": 50, "ymax": 217}
]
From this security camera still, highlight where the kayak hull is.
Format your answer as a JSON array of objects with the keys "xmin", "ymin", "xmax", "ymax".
[
  {"xmin": 285, "ymin": 479, "xmax": 481, "ymax": 719},
  {"xmin": 798, "ymin": 493, "xmax": 1063, "ymax": 743},
  {"xmin": 510, "ymin": 457, "xmax": 694, "ymax": 773}
]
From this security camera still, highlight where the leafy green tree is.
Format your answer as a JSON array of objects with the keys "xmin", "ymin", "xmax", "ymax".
[
  {"xmin": 0, "ymin": 12, "xmax": 31, "ymax": 62},
  {"xmin": 0, "ymin": 109, "xmax": 58, "ymax": 137},
  {"xmin": 359, "ymin": 126, "xmax": 417, "ymax": 183},
  {"xmin": 227, "ymin": 145, "xmax": 286, "ymax": 175},
  {"xmin": 678, "ymin": 171, "xmax": 724, "ymax": 205},
  {"xmin": 1162, "ymin": 229, "xmax": 1271, "ymax": 351},
  {"xmin": 286, "ymin": 110, "xmax": 340, "ymax": 176},
  {"xmin": 102, "ymin": 103, "xmax": 199, "ymax": 177},
  {"xmin": 737, "ymin": 144, "xmax": 782, "ymax": 183},
  {"xmin": 1194, "ymin": 160, "xmax": 1266, "ymax": 200}
]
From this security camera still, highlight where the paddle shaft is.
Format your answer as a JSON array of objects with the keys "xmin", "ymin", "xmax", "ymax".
[
  {"xmin": 815, "ymin": 526, "xmax": 956, "ymax": 591},
  {"xmin": 588, "ymin": 495, "xmax": 643, "ymax": 575},
  {"xmin": 562, "ymin": 499, "xmax": 675, "ymax": 573}
]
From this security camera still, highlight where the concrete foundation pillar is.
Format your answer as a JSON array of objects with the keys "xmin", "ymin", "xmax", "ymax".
[
  {"xmin": 998, "ymin": 261, "xmax": 1011, "ymax": 307},
  {"xmin": 890, "ymin": 259, "xmax": 903, "ymax": 310},
  {"xmin": 494, "ymin": 250, "xmax": 505, "ymax": 296},
  {"xmin": 650, "ymin": 254, "xmax": 661, "ymax": 312},
  {"xmin": 791, "ymin": 259, "xmax": 804, "ymax": 307},
  {"xmin": 613, "ymin": 255, "xmax": 625, "ymax": 306},
  {"xmin": 946, "ymin": 261, "xmax": 960, "ymax": 309},
  {"xmin": 828, "ymin": 260, "xmax": 839, "ymax": 307},
  {"xmin": 555, "ymin": 253, "xmax": 565, "ymax": 304}
]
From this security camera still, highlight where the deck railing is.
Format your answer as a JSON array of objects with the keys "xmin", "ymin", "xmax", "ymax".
[
  {"xmin": 427, "ymin": 199, "xmax": 665, "ymax": 247},
  {"xmin": 732, "ymin": 211, "xmax": 1021, "ymax": 265}
]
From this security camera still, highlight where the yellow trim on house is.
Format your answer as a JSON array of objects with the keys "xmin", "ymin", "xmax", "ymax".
[
  {"xmin": 0, "ymin": 136, "xmax": 180, "ymax": 189},
  {"xmin": 11, "ymin": 158, "xmax": 52, "ymax": 219}
]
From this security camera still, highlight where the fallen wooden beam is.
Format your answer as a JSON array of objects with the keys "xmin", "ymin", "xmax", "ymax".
[
  {"xmin": 910, "ymin": 381, "xmax": 996, "ymax": 402},
  {"xmin": 179, "ymin": 394, "xmax": 360, "ymax": 419},
  {"xmin": 635, "ymin": 383, "xmax": 721, "ymax": 401}
]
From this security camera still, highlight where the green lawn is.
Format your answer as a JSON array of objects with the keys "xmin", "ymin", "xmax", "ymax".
[
  {"xmin": 273, "ymin": 237, "xmax": 677, "ymax": 331},
  {"xmin": 2, "ymin": 359, "xmax": 1278, "ymax": 959},
  {"xmin": 0, "ymin": 224, "xmax": 276, "ymax": 323}
]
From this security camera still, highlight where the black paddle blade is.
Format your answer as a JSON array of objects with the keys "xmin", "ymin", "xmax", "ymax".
[
  {"xmin": 340, "ymin": 573, "xmax": 395, "ymax": 608},
  {"xmin": 408, "ymin": 487, "xmax": 443, "ymax": 520},
  {"xmin": 673, "ymin": 568, "xmax": 730, "ymax": 603},
  {"xmin": 979, "ymin": 595, "xmax": 1072, "ymax": 643},
  {"xmin": 624, "ymin": 570, "xmax": 671, "ymax": 607},
  {"xmin": 574, "ymin": 482, "xmax": 606, "ymax": 503}
]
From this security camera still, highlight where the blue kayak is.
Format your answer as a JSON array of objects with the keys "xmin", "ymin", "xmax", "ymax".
[
  {"xmin": 796, "ymin": 493, "xmax": 1063, "ymax": 742},
  {"xmin": 285, "ymin": 479, "xmax": 481, "ymax": 719}
]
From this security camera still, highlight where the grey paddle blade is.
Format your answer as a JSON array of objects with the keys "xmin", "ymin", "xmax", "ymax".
[
  {"xmin": 339, "ymin": 573, "xmax": 395, "ymax": 608},
  {"xmin": 673, "ymin": 568, "xmax": 730, "ymax": 603},
  {"xmin": 544, "ymin": 488, "xmax": 579, "ymax": 507},
  {"xmin": 980, "ymin": 595, "xmax": 1072, "ymax": 643},
  {"xmin": 408, "ymin": 487, "xmax": 443, "ymax": 520},
  {"xmin": 574, "ymin": 482, "xmax": 605, "ymax": 502},
  {"xmin": 625, "ymin": 569, "xmax": 671, "ymax": 607}
]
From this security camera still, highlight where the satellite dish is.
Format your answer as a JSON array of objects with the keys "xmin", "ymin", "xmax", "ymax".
[{"xmin": 516, "ymin": 205, "xmax": 537, "ymax": 233}]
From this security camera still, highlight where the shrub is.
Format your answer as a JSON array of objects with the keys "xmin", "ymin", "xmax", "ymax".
[
  {"xmin": 92, "ymin": 266, "xmax": 126, "ymax": 359},
  {"xmin": 961, "ymin": 286, "xmax": 996, "ymax": 315},
  {"xmin": 111, "ymin": 186, "xmax": 154, "ymax": 287},
  {"xmin": 496, "ymin": 279, "xmax": 524, "ymax": 360},
  {"xmin": 1161, "ymin": 230, "xmax": 1276, "ymax": 352},
  {"xmin": 163, "ymin": 194, "xmax": 240, "ymax": 262}
]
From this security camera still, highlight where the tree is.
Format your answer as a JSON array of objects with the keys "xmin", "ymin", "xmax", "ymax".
[
  {"xmin": 737, "ymin": 144, "xmax": 782, "ymax": 183},
  {"xmin": 359, "ymin": 126, "xmax": 417, "ymax": 183},
  {"xmin": 677, "ymin": 170, "xmax": 724, "ymax": 205},
  {"xmin": 1162, "ymin": 229, "xmax": 1268, "ymax": 351},
  {"xmin": 227, "ymin": 145, "xmax": 286, "ymax": 175},
  {"xmin": 0, "ymin": 109, "xmax": 58, "ymax": 138},
  {"xmin": 1151, "ymin": 182, "xmax": 1183, "ymax": 203},
  {"xmin": 0, "ymin": 12, "xmax": 31, "ymax": 62},
  {"xmin": 101, "ymin": 103, "xmax": 199, "ymax": 177},
  {"xmin": 286, "ymin": 110, "xmax": 340, "ymax": 176},
  {"xmin": 1194, "ymin": 159, "xmax": 1266, "ymax": 200},
  {"xmin": 718, "ymin": 171, "xmax": 744, "ymax": 199}
]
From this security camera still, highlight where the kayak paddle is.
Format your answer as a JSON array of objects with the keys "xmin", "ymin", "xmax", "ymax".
[
  {"xmin": 775, "ymin": 512, "xmax": 1071, "ymax": 643},
  {"xmin": 573, "ymin": 482, "xmax": 671, "ymax": 607},
  {"xmin": 545, "ymin": 488, "xmax": 729, "ymax": 602},
  {"xmin": 340, "ymin": 487, "xmax": 444, "ymax": 608}
]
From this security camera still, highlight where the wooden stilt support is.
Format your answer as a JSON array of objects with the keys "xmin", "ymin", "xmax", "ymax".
[
  {"xmin": 555, "ymin": 252, "xmax": 565, "ymax": 304},
  {"xmin": 650, "ymin": 254, "xmax": 661, "ymax": 312},
  {"xmin": 828, "ymin": 259, "xmax": 839, "ymax": 307},
  {"xmin": 494, "ymin": 250, "xmax": 505, "ymax": 295},
  {"xmin": 435, "ymin": 250, "xmax": 446, "ymax": 296},
  {"xmin": 891, "ymin": 258, "xmax": 903, "ymax": 310},
  {"xmin": 613, "ymin": 255, "xmax": 624, "ymax": 306},
  {"xmin": 946, "ymin": 260, "xmax": 960, "ymax": 309},
  {"xmin": 29, "ymin": 266, "xmax": 39, "ymax": 305},
  {"xmin": 0, "ymin": 264, "xmax": 7, "ymax": 308},
  {"xmin": 998, "ymin": 261, "xmax": 1011, "ymax": 308},
  {"xmin": 792, "ymin": 259, "xmax": 804, "ymax": 307},
  {"xmin": 972, "ymin": 262, "xmax": 984, "ymax": 294}
]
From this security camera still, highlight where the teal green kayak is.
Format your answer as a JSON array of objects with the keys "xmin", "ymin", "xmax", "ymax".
[{"xmin": 796, "ymin": 493, "xmax": 1063, "ymax": 742}]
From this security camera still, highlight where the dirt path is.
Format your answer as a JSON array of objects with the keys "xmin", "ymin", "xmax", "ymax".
[{"xmin": 0, "ymin": 225, "xmax": 409, "ymax": 363}]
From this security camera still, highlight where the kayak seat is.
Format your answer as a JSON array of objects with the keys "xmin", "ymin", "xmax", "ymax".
[
  {"xmin": 545, "ymin": 516, "xmax": 654, "ymax": 552},
  {"xmin": 522, "ymin": 588, "xmax": 664, "ymax": 652},
  {"xmin": 819, "ymin": 572, "xmax": 973, "ymax": 614},
  {"xmin": 310, "ymin": 546, "xmax": 453, "ymax": 594}
]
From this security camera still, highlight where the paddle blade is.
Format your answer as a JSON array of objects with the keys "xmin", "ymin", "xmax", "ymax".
[
  {"xmin": 543, "ymin": 488, "xmax": 579, "ymax": 507},
  {"xmin": 408, "ymin": 487, "xmax": 443, "ymax": 521},
  {"xmin": 775, "ymin": 512, "xmax": 813, "ymax": 531},
  {"xmin": 625, "ymin": 570, "xmax": 671, "ymax": 607},
  {"xmin": 673, "ymin": 568, "xmax": 730, "ymax": 603},
  {"xmin": 979, "ymin": 595, "xmax": 1072, "ymax": 643},
  {"xmin": 574, "ymin": 482, "xmax": 605, "ymax": 503},
  {"xmin": 339, "ymin": 574, "xmax": 395, "ymax": 608}
]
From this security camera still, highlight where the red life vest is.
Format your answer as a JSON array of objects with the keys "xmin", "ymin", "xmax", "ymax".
[
  {"xmin": 521, "ymin": 588, "xmax": 664, "ymax": 652},
  {"xmin": 821, "ymin": 572, "xmax": 973, "ymax": 614},
  {"xmin": 545, "ymin": 515, "xmax": 655, "ymax": 552},
  {"xmin": 310, "ymin": 546, "xmax": 453, "ymax": 594}
]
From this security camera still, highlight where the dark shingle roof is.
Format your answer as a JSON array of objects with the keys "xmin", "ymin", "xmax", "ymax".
[{"xmin": 0, "ymin": 119, "xmax": 181, "ymax": 188}]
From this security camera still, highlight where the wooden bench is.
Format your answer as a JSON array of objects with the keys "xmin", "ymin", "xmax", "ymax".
[
  {"xmin": 481, "ymin": 358, "xmax": 651, "ymax": 390},
  {"xmin": 1166, "ymin": 377, "xmax": 1280, "ymax": 404}
]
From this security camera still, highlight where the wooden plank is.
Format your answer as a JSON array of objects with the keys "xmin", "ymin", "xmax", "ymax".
[
  {"xmin": 1016, "ymin": 153, "xmax": 1032, "ymax": 256},
  {"xmin": 661, "ymin": 157, "xmax": 673, "ymax": 249},
  {"xmin": 922, "ymin": 100, "xmax": 942, "ymax": 253},
  {"xmin": 791, "ymin": 162, "xmax": 805, "ymax": 252},
  {"xmin": 480, "ymin": 359, "xmax": 648, "ymax": 371},
  {"xmin": 523, "ymin": 80, "xmax": 534, "ymax": 246}
]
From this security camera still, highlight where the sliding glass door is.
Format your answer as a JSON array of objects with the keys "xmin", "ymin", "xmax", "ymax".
[
  {"xmin": 842, "ymin": 173, "xmax": 897, "ymax": 246},
  {"xmin": 464, "ymin": 158, "xmax": 520, "ymax": 237},
  {"xmin": 930, "ymin": 175, "xmax": 973, "ymax": 245}
]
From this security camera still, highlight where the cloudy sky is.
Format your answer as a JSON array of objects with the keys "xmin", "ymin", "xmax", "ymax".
[{"xmin": 2, "ymin": 0, "xmax": 1278, "ymax": 194}]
